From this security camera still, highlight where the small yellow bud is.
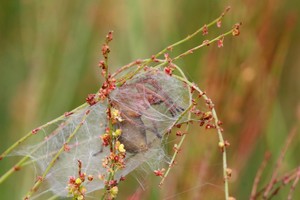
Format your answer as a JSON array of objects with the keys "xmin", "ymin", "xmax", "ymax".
[
  {"xmin": 118, "ymin": 144, "xmax": 126, "ymax": 153},
  {"xmin": 87, "ymin": 175, "xmax": 93, "ymax": 181},
  {"xmin": 75, "ymin": 178, "xmax": 82, "ymax": 184},
  {"xmin": 110, "ymin": 186, "xmax": 118, "ymax": 198},
  {"xmin": 113, "ymin": 129, "xmax": 122, "ymax": 137},
  {"xmin": 111, "ymin": 108, "xmax": 123, "ymax": 122},
  {"xmin": 77, "ymin": 195, "xmax": 84, "ymax": 200},
  {"xmin": 218, "ymin": 142, "xmax": 225, "ymax": 148}
]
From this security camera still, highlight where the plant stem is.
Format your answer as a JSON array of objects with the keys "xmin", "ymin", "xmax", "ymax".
[{"xmin": 0, "ymin": 156, "xmax": 29, "ymax": 184}]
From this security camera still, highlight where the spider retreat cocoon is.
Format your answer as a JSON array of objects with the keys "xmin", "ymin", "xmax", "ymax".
[{"xmin": 12, "ymin": 68, "xmax": 190, "ymax": 198}]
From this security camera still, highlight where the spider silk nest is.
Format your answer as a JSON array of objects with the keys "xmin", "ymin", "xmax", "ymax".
[{"xmin": 10, "ymin": 67, "xmax": 203, "ymax": 199}]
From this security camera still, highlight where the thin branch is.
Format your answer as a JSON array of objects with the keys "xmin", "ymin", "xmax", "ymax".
[
  {"xmin": 263, "ymin": 127, "xmax": 297, "ymax": 198},
  {"xmin": 250, "ymin": 152, "xmax": 271, "ymax": 200},
  {"xmin": 287, "ymin": 167, "xmax": 300, "ymax": 200}
]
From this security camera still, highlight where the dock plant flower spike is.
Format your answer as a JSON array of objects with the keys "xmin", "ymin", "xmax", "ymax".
[{"xmin": 0, "ymin": 7, "xmax": 240, "ymax": 200}]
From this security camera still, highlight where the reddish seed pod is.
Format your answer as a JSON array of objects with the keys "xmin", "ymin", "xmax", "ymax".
[
  {"xmin": 217, "ymin": 19, "xmax": 222, "ymax": 28},
  {"xmin": 14, "ymin": 166, "xmax": 21, "ymax": 171},
  {"xmin": 205, "ymin": 124, "xmax": 212, "ymax": 129},
  {"xmin": 106, "ymin": 31, "xmax": 113, "ymax": 42},
  {"xmin": 176, "ymin": 124, "xmax": 182, "ymax": 128},
  {"xmin": 98, "ymin": 60, "xmax": 105, "ymax": 69},
  {"xmin": 135, "ymin": 59, "xmax": 142, "ymax": 64},
  {"xmin": 86, "ymin": 94, "xmax": 97, "ymax": 106},
  {"xmin": 167, "ymin": 46, "xmax": 173, "ymax": 51},
  {"xmin": 164, "ymin": 53, "xmax": 171, "ymax": 63},
  {"xmin": 202, "ymin": 24, "xmax": 208, "ymax": 35},
  {"xmin": 205, "ymin": 99, "xmax": 211, "ymax": 105},
  {"xmin": 154, "ymin": 168, "xmax": 165, "ymax": 177},
  {"xmin": 102, "ymin": 44, "xmax": 110, "ymax": 55},
  {"xmin": 191, "ymin": 99, "xmax": 197, "ymax": 105},
  {"xmin": 36, "ymin": 176, "xmax": 44, "ymax": 182},
  {"xmin": 63, "ymin": 144, "xmax": 71, "ymax": 152},
  {"xmin": 198, "ymin": 91, "xmax": 206, "ymax": 98},
  {"xmin": 64, "ymin": 112, "xmax": 74, "ymax": 117},
  {"xmin": 109, "ymin": 180, "xmax": 117, "ymax": 187},
  {"xmin": 176, "ymin": 131, "xmax": 183, "ymax": 136},
  {"xmin": 87, "ymin": 175, "xmax": 93, "ymax": 181},
  {"xmin": 190, "ymin": 85, "xmax": 196, "ymax": 93},
  {"xmin": 199, "ymin": 120, "xmax": 205, "ymax": 126},
  {"xmin": 151, "ymin": 55, "xmax": 159, "ymax": 62},
  {"xmin": 114, "ymin": 155, "xmax": 119, "ymax": 162},
  {"xmin": 224, "ymin": 140, "xmax": 230, "ymax": 147},
  {"xmin": 202, "ymin": 111, "xmax": 212, "ymax": 120},
  {"xmin": 32, "ymin": 127, "xmax": 41, "ymax": 135},
  {"xmin": 164, "ymin": 66, "xmax": 173, "ymax": 76},
  {"xmin": 218, "ymin": 37, "xmax": 224, "ymax": 48},
  {"xmin": 203, "ymin": 40, "xmax": 210, "ymax": 46}
]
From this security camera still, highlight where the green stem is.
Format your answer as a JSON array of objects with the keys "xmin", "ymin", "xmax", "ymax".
[{"xmin": 0, "ymin": 156, "xmax": 29, "ymax": 184}]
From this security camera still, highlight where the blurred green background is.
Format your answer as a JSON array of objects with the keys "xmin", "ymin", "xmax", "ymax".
[{"xmin": 1, "ymin": 0, "xmax": 300, "ymax": 199}]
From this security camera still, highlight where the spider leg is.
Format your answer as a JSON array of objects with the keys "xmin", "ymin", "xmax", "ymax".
[{"xmin": 92, "ymin": 144, "xmax": 103, "ymax": 157}]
